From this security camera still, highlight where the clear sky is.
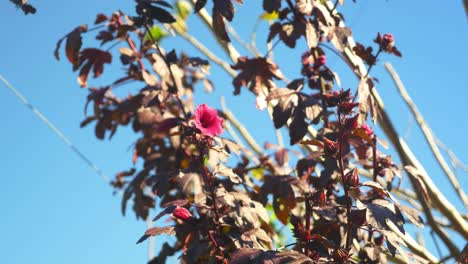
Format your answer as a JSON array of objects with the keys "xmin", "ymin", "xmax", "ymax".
[{"xmin": 1, "ymin": 0, "xmax": 467, "ymax": 263}]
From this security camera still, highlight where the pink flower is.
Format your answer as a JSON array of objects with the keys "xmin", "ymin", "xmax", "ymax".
[
  {"xmin": 172, "ymin": 206, "xmax": 193, "ymax": 222},
  {"xmin": 382, "ymin": 33, "xmax": 395, "ymax": 47},
  {"xmin": 193, "ymin": 104, "xmax": 223, "ymax": 137}
]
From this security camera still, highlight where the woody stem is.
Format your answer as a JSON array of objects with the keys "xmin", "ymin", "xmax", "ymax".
[{"xmin": 337, "ymin": 109, "xmax": 352, "ymax": 249}]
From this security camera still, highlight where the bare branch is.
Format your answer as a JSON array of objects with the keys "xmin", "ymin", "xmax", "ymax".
[
  {"xmin": 220, "ymin": 97, "xmax": 263, "ymax": 155},
  {"xmin": 172, "ymin": 26, "xmax": 237, "ymax": 77},
  {"xmin": 435, "ymin": 137, "xmax": 468, "ymax": 173},
  {"xmin": 387, "ymin": 221, "xmax": 438, "ymax": 263},
  {"xmin": 384, "ymin": 62, "xmax": 468, "ymax": 207}
]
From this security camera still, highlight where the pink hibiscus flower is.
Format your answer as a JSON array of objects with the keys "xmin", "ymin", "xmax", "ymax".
[{"xmin": 193, "ymin": 104, "xmax": 223, "ymax": 137}]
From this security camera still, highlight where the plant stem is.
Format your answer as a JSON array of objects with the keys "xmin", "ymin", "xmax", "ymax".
[
  {"xmin": 116, "ymin": 17, "xmax": 146, "ymax": 72},
  {"xmin": 337, "ymin": 109, "xmax": 352, "ymax": 249},
  {"xmin": 372, "ymin": 136, "xmax": 378, "ymax": 182},
  {"xmin": 363, "ymin": 49, "xmax": 381, "ymax": 79},
  {"xmin": 143, "ymin": 24, "xmax": 188, "ymax": 120}
]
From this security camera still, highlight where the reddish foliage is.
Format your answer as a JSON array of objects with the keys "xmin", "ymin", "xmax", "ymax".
[{"xmin": 56, "ymin": 1, "xmax": 418, "ymax": 263}]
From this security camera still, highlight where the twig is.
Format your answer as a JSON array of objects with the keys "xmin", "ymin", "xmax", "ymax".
[
  {"xmin": 387, "ymin": 221, "xmax": 438, "ymax": 263},
  {"xmin": 385, "ymin": 62, "xmax": 468, "ymax": 207},
  {"xmin": 172, "ymin": 27, "xmax": 237, "ymax": 77},
  {"xmin": 401, "ymin": 138, "xmax": 462, "ymax": 257},
  {"xmin": 223, "ymin": 120, "xmax": 260, "ymax": 165},
  {"xmin": 225, "ymin": 22, "xmax": 261, "ymax": 57},
  {"xmin": 220, "ymin": 97, "xmax": 263, "ymax": 155},
  {"xmin": 146, "ymin": 215, "xmax": 155, "ymax": 261},
  {"xmin": 435, "ymin": 137, "xmax": 468, "ymax": 173}
]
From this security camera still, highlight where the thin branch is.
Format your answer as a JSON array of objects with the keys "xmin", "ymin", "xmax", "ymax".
[
  {"xmin": 401, "ymin": 138, "xmax": 462, "ymax": 256},
  {"xmin": 171, "ymin": 26, "xmax": 237, "ymax": 77},
  {"xmin": 387, "ymin": 221, "xmax": 438, "ymax": 263},
  {"xmin": 384, "ymin": 62, "xmax": 468, "ymax": 207},
  {"xmin": 220, "ymin": 97, "xmax": 263, "ymax": 155},
  {"xmin": 146, "ymin": 215, "xmax": 155, "ymax": 261},
  {"xmin": 225, "ymin": 22, "xmax": 261, "ymax": 57},
  {"xmin": 435, "ymin": 137, "xmax": 468, "ymax": 173}
]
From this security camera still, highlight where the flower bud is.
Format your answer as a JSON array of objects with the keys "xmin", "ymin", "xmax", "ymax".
[
  {"xmin": 338, "ymin": 102, "xmax": 359, "ymax": 115},
  {"xmin": 343, "ymin": 114, "xmax": 359, "ymax": 131},
  {"xmin": 312, "ymin": 189, "xmax": 327, "ymax": 205},
  {"xmin": 172, "ymin": 206, "xmax": 193, "ymax": 222},
  {"xmin": 344, "ymin": 168, "xmax": 359, "ymax": 187},
  {"xmin": 382, "ymin": 33, "xmax": 395, "ymax": 49},
  {"xmin": 323, "ymin": 137, "xmax": 338, "ymax": 156}
]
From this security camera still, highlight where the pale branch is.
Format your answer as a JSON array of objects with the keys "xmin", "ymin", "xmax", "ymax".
[
  {"xmin": 146, "ymin": 215, "xmax": 155, "ymax": 261},
  {"xmin": 220, "ymin": 97, "xmax": 263, "ymax": 155},
  {"xmin": 400, "ymin": 139, "xmax": 468, "ymax": 240},
  {"xmin": 223, "ymin": 119, "xmax": 260, "ymax": 165},
  {"xmin": 384, "ymin": 62, "xmax": 468, "ymax": 207},
  {"xmin": 383, "ymin": 252, "xmax": 408, "ymax": 264},
  {"xmin": 387, "ymin": 221, "xmax": 439, "ymax": 263},
  {"xmin": 171, "ymin": 26, "xmax": 237, "ymax": 77},
  {"xmin": 401, "ymin": 138, "xmax": 462, "ymax": 258},
  {"xmin": 225, "ymin": 22, "xmax": 261, "ymax": 57},
  {"xmin": 435, "ymin": 137, "xmax": 468, "ymax": 173}
]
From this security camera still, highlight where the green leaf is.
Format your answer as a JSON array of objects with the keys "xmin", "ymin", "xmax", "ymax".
[
  {"xmin": 176, "ymin": 0, "xmax": 192, "ymax": 20},
  {"xmin": 143, "ymin": 26, "xmax": 168, "ymax": 43}
]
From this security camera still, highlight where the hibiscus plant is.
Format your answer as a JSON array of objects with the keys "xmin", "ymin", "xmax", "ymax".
[{"xmin": 54, "ymin": 0, "xmax": 467, "ymax": 263}]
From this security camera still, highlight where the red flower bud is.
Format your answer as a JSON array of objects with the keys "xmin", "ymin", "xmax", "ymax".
[
  {"xmin": 323, "ymin": 137, "xmax": 338, "ymax": 156},
  {"xmin": 375, "ymin": 235, "xmax": 385, "ymax": 246},
  {"xmin": 344, "ymin": 168, "xmax": 359, "ymax": 187},
  {"xmin": 382, "ymin": 33, "xmax": 395, "ymax": 48},
  {"xmin": 375, "ymin": 32, "xmax": 396, "ymax": 53},
  {"xmin": 338, "ymin": 102, "xmax": 359, "ymax": 115},
  {"xmin": 172, "ymin": 206, "xmax": 193, "ymax": 222},
  {"xmin": 343, "ymin": 114, "xmax": 360, "ymax": 131},
  {"xmin": 313, "ymin": 189, "xmax": 327, "ymax": 205}
]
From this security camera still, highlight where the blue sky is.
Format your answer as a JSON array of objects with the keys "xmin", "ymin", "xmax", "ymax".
[{"xmin": 0, "ymin": 0, "xmax": 467, "ymax": 263}]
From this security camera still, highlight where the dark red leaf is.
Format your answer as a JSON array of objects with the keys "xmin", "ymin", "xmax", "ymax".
[
  {"xmin": 136, "ymin": 226, "xmax": 175, "ymax": 244},
  {"xmin": 212, "ymin": 10, "xmax": 230, "ymax": 42},
  {"xmin": 288, "ymin": 109, "xmax": 307, "ymax": 145},
  {"xmin": 76, "ymin": 48, "xmax": 112, "ymax": 87},
  {"xmin": 232, "ymin": 57, "xmax": 283, "ymax": 95},
  {"xmin": 353, "ymin": 42, "xmax": 376, "ymax": 66},
  {"xmin": 263, "ymin": 0, "xmax": 281, "ymax": 12},
  {"xmin": 54, "ymin": 25, "xmax": 88, "ymax": 67},
  {"xmin": 94, "ymin": 13, "xmax": 108, "ymax": 24},
  {"xmin": 194, "ymin": 0, "xmax": 207, "ymax": 12},
  {"xmin": 214, "ymin": 0, "xmax": 234, "ymax": 21}
]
